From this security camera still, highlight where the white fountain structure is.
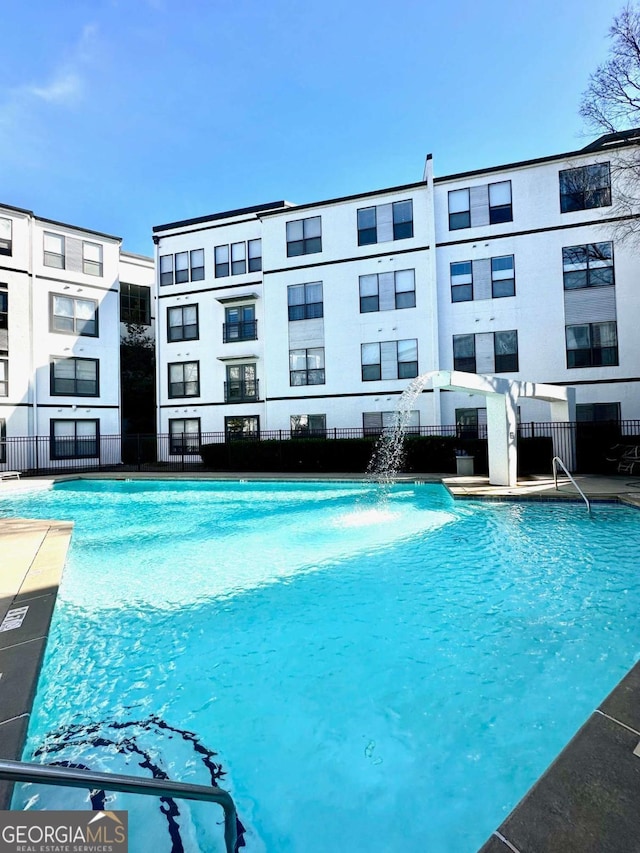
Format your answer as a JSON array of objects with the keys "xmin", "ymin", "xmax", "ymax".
[{"xmin": 368, "ymin": 370, "xmax": 575, "ymax": 488}]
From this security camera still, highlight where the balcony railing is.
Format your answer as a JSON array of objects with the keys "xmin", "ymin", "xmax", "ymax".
[
  {"xmin": 223, "ymin": 320, "xmax": 258, "ymax": 343},
  {"xmin": 224, "ymin": 379, "xmax": 259, "ymax": 402}
]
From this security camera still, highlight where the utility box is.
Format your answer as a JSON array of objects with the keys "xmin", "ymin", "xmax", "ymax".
[{"xmin": 455, "ymin": 454, "xmax": 475, "ymax": 476}]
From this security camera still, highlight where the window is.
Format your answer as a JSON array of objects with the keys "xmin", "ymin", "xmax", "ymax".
[
  {"xmin": 451, "ymin": 257, "xmax": 515, "ymax": 302},
  {"xmin": 225, "ymin": 415, "xmax": 259, "ymax": 440},
  {"xmin": 453, "ymin": 332, "xmax": 518, "ymax": 373},
  {"xmin": 120, "ymin": 283, "xmax": 151, "ymax": 325},
  {"xmin": 169, "ymin": 418, "xmax": 201, "ymax": 454},
  {"xmin": 225, "ymin": 363, "xmax": 258, "ymax": 402},
  {"xmin": 83, "ymin": 242, "xmax": 103, "ymax": 276},
  {"xmin": 160, "ymin": 249, "xmax": 205, "ymax": 285},
  {"xmin": 448, "ymin": 182, "xmax": 513, "ymax": 230},
  {"xmin": 286, "ymin": 216, "xmax": 322, "ymax": 257},
  {"xmin": 566, "ymin": 322, "xmax": 618, "ymax": 368},
  {"xmin": 223, "ymin": 305, "xmax": 256, "ymax": 342},
  {"xmin": 494, "ymin": 330, "xmax": 519, "ymax": 372},
  {"xmin": 248, "ymin": 239, "xmax": 262, "ymax": 272},
  {"xmin": 489, "ymin": 181, "xmax": 513, "ymax": 224},
  {"xmin": 290, "ymin": 348, "xmax": 325, "ymax": 385},
  {"xmin": 0, "ymin": 418, "xmax": 5, "ymax": 463},
  {"xmin": 562, "ymin": 242, "xmax": 614, "ymax": 289},
  {"xmin": 455, "ymin": 408, "xmax": 487, "ymax": 439},
  {"xmin": 450, "ymin": 262, "xmax": 473, "ymax": 302},
  {"xmin": 168, "ymin": 304, "xmax": 198, "ymax": 341},
  {"xmin": 0, "ymin": 359, "xmax": 7, "ymax": 396},
  {"xmin": 168, "ymin": 361, "xmax": 199, "ymax": 397},
  {"xmin": 359, "ymin": 270, "xmax": 416, "ymax": 312},
  {"xmin": 357, "ymin": 200, "xmax": 414, "ymax": 246},
  {"xmin": 50, "ymin": 357, "xmax": 99, "ymax": 396},
  {"xmin": 291, "ymin": 414, "xmax": 327, "ymax": 437},
  {"xmin": 560, "ymin": 163, "xmax": 611, "ymax": 213},
  {"xmin": 0, "ymin": 218, "xmax": 12, "ymax": 256},
  {"xmin": 361, "ymin": 339, "xmax": 418, "ymax": 381},
  {"xmin": 51, "ymin": 419, "xmax": 98, "ymax": 459},
  {"xmin": 215, "ymin": 245, "xmax": 229, "ymax": 278},
  {"xmin": 0, "ymin": 288, "xmax": 7, "ymax": 334},
  {"xmin": 214, "ymin": 241, "xmax": 260, "ymax": 278},
  {"xmin": 453, "ymin": 335, "xmax": 476, "ymax": 372},
  {"xmin": 288, "ymin": 282, "xmax": 323, "ymax": 320},
  {"xmin": 576, "ymin": 403, "xmax": 620, "ymax": 423},
  {"xmin": 51, "ymin": 294, "xmax": 98, "ymax": 336},
  {"xmin": 491, "ymin": 255, "xmax": 515, "ymax": 298},
  {"xmin": 363, "ymin": 410, "xmax": 419, "ymax": 436},
  {"xmin": 44, "ymin": 233, "xmax": 65, "ymax": 269}
]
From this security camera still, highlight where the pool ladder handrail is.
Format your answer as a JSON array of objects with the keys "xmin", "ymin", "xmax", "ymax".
[
  {"xmin": 552, "ymin": 456, "xmax": 591, "ymax": 515},
  {"xmin": 0, "ymin": 758, "xmax": 237, "ymax": 853}
]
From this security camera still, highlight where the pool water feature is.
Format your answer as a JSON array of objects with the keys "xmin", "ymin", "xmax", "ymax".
[{"xmin": 2, "ymin": 480, "xmax": 640, "ymax": 852}]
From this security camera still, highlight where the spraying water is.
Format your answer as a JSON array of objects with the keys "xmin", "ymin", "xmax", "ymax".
[{"xmin": 366, "ymin": 372, "xmax": 438, "ymax": 487}]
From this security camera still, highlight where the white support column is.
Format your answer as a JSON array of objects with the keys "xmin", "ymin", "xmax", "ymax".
[{"xmin": 486, "ymin": 394, "xmax": 518, "ymax": 486}]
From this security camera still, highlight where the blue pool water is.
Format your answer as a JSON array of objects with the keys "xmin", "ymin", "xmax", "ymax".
[{"xmin": 2, "ymin": 480, "xmax": 640, "ymax": 852}]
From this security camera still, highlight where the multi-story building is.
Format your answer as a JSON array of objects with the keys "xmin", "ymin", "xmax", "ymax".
[
  {"xmin": 0, "ymin": 203, "xmax": 153, "ymax": 470},
  {"xmin": 152, "ymin": 129, "xmax": 640, "ymax": 456}
]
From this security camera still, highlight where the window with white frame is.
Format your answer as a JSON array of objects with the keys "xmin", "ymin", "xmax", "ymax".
[
  {"xmin": 169, "ymin": 418, "xmax": 201, "ymax": 454},
  {"xmin": 160, "ymin": 249, "xmax": 205, "ymax": 285},
  {"xmin": 0, "ymin": 218, "xmax": 12, "ymax": 256},
  {"xmin": 50, "ymin": 357, "xmax": 99, "ymax": 396},
  {"xmin": 288, "ymin": 282, "xmax": 323, "ymax": 320},
  {"xmin": 168, "ymin": 361, "xmax": 200, "ymax": 397},
  {"xmin": 50, "ymin": 419, "xmax": 98, "ymax": 459},
  {"xmin": 363, "ymin": 410, "xmax": 419, "ymax": 435},
  {"xmin": 290, "ymin": 414, "xmax": 327, "ymax": 437},
  {"xmin": 357, "ymin": 200, "xmax": 413, "ymax": 246},
  {"xmin": 562, "ymin": 242, "xmax": 614, "ymax": 289},
  {"xmin": 51, "ymin": 294, "xmax": 98, "ymax": 336},
  {"xmin": 289, "ymin": 348, "xmax": 325, "ymax": 385},
  {"xmin": 44, "ymin": 233, "xmax": 65, "ymax": 268},
  {"xmin": 0, "ymin": 359, "xmax": 7, "ymax": 396},
  {"xmin": 559, "ymin": 163, "xmax": 611, "ymax": 213},
  {"xmin": 359, "ymin": 269, "xmax": 416, "ymax": 313},
  {"xmin": 448, "ymin": 181, "xmax": 512, "ymax": 230},
  {"xmin": 361, "ymin": 339, "xmax": 418, "ymax": 381},
  {"xmin": 286, "ymin": 216, "xmax": 322, "ymax": 257},
  {"xmin": 82, "ymin": 242, "xmax": 103, "ymax": 276},
  {"xmin": 167, "ymin": 304, "xmax": 199, "ymax": 341},
  {"xmin": 566, "ymin": 322, "xmax": 618, "ymax": 368}
]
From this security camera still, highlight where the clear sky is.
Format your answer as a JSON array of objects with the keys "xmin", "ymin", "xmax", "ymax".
[{"xmin": 0, "ymin": 0, "xmax": 624, "ymax": 256}]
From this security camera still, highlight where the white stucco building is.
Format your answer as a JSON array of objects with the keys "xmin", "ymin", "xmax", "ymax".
[
  {"xmin": 152, "ymin": 130, "xmax": 640, "ymax": 455},
  {"xmin": 0, "ymin": 203, "xmax": 153, "ymax": 470}
]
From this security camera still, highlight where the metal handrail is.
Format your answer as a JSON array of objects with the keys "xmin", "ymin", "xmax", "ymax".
[
  {"xmin": 0, "ymin": 758, "xmax": 237, "ymax": 853},
  {"xmin": 552, "ymin": 456, "xmax": 591, "ymax": 515}
]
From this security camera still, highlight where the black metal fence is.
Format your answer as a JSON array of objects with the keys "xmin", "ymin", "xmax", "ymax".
[{"xmin": 1, "ymin": 421, "xmax": 638, "ymax": 476}]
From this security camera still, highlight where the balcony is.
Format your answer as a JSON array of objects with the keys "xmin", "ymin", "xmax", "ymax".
[
  {"xmin": 224, "ymin": 379, "xmax": 259, "ymax": 403},
  {"xmin": 223, "ymin": 320, "xmax": 258, "ymax": 343}
]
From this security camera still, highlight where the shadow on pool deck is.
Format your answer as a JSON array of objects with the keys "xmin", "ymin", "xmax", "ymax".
[{"xmin": 2, "ymin": 471, "xmax": 640, "ymax": 849}]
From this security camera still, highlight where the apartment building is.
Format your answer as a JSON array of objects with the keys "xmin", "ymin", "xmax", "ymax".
[
  {"xmin": 0, "ymin": 203, "xmax": 153, "ymax": 469},
  {"xmin": 153, "ymin": 129, "xmax": 640, "ymax": 455}
]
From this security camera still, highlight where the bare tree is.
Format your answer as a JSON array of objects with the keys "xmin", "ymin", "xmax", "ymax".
[
  {"xmin": 579, "ymin": 5, "xmax": 640, "ymax": 240},
  {"xmin": 580, "ymin": 5, "xmax": 640, "ymax": 132}
]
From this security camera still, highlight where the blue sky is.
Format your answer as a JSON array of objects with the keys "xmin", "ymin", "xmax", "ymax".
[{"xmin": 0, "ymin": 0, "xmax": 624, "ymax": 256}]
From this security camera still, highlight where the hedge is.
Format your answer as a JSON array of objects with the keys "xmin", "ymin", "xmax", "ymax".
[{"xmin": 200, "ymin": 434, "xmax": 554, "ymax": 475}]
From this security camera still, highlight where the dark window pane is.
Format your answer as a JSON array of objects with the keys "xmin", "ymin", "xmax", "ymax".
[{"xmin": 449, "ymin": 211, "xmax": 471, "ymax": 230}]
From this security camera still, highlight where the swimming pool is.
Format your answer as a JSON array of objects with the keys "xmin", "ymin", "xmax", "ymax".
[{"xmin": 2, "ymin": 479, "xmax": 640, "ymax": 852}]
